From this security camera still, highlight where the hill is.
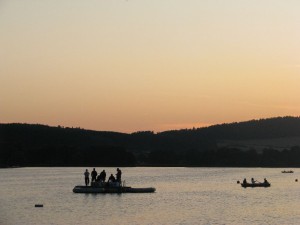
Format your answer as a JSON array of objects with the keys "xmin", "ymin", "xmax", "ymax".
[{"xmin": 1, "ymin": 116, "xmax": 300, "ymax": 167}]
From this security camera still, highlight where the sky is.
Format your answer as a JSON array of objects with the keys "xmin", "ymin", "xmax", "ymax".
[{"xmin": 1, "ymin": 0, "xmax": 300, "ymax": 133}]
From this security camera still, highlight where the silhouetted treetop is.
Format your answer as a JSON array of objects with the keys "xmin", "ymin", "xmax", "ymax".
[{"xmin": 2, "ymin": 116, "xmax": 300, "ymax": 167}]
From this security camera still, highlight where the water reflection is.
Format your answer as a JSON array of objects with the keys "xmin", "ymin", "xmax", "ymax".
[{"xmin": 0, "ymin": 167, "xmax": 300, "ymax": 225}]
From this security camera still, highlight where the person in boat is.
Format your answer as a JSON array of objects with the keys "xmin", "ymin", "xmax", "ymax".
[
  {"xmin": 99, "ymin": 170, "xmax": 106, "ymax": 182},
  {"xmin": 116, "ymin": 168, "xmax": 122, "ymax": 183},
  {"xmin": 108, "ymin": 174, "xmax": 116, "ymax": 182},
  {"xmin": 251, "ymin": 178, "xmax": 256, "ymax": 184},
  {"xmin": 243, "ymin": 178, "xmax": 247, "ymax": 185},
  {"xmin": 84, "ymin": 169, "xmax": 90, "ymax": 186},
  {"xmin": 264, "ymin": 178, "xmax": 269, "ymax": 184},
  {"xmin": 91, "ymin": 168, "xmax": 98, "ymax": 182}
]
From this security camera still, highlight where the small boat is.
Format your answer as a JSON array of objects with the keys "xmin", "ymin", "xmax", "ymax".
[
  {"xmin": 241, "ymin": 182, "xmax": 271, "ymax": 188},
  {"xmin": 281, "ymin": 170, "xmax": 294, "ymax": 173},
  {"xmin": 73, "ymin": 182, "xmax": 155, "ymax": 194}
]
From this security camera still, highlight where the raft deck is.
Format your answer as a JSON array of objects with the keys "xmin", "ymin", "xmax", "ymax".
[{"xmin": 73, "ymin": 185, "xmax": 156, "ymax": 193}]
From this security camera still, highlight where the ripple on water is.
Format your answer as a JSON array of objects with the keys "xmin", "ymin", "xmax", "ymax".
[{"xmin": 1, "ymin": 167, "xmax": 300, "ymax": 225}]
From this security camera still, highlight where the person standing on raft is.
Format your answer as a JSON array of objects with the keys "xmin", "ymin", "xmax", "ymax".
[
  {"xmin": 91, "ymin": 168, "xmax": 98, "ymax": 182},
  {"xmin": 84, "ymin": 169, "xmax": 90, "ymax": 186},
  {"xmin": 99, "ymin": 169, "xmax": 106, "ymax": 182},
  {"xmin": 116, "ymin": 168, "xmax": 122, "ymax": 183}
]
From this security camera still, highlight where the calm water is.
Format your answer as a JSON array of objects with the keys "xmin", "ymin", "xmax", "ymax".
[{"xmin": 0, "ymin": 167, "xmax": 299, "ymax": 225}]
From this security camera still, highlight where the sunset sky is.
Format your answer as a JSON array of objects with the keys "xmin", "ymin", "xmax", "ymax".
[{"xmin": 1, "ymin": 0, "xmax": 300, "ymax": 133}]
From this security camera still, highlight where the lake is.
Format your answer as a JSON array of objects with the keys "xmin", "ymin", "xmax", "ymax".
[{"xmin": 0, "ymin": 167, "xmax": 299, "ymax": 225}]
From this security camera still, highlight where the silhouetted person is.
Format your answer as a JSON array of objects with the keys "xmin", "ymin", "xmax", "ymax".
[
  {"xmin": 108, "ymin": 174, "xmax": 116, "ymax": 182},
  {"xmin": 84, "ymin": 169, "xmax": 90, "ymax": 186},
  {"xmin": 91, "ymin": 168, "xmax": 97, "ymax": 182},
  {"xmin": 96, "ymin": 174, "xmax": 101, "ymax": 182},
  {"xmin": 243, "ymin": 178, "xmax": 247, "ymax": 185},
  {"xmin": 251, "ymin": 178, "xmax": 256, "ymax": 184},
  {"xmin": 264, "ymin": 178, "xmax": 269, "ymax": 184},
  {"xmin": 100, "ymin": 170, "xmax": 106, "ymax": 182},
  {"xmin": 116, "ymin": 168, "xmax": 122, "ymax": 183}
]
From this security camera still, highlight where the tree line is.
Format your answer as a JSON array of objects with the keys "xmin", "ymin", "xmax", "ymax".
[
  {"xmin": 1, "ymin": 117, "xmax": 300, "ymax": 167},
  {"xmin": 142, "ymin": 146, "xmax": 300, "ymax": 167}
]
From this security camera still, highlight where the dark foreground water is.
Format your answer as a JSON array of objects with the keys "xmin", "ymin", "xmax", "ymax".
[{"xmin": 0, "ymin": 167, "xmax": 299, "ymax": 225}]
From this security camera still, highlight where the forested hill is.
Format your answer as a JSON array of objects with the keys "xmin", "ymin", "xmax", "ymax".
[
  {"xmin": 160, "ymin": 116, "xmax": 300, "ymax": 140},
  {"xmin": 1, "ymin": 116, "xmax": 300, "ymax": 167}
]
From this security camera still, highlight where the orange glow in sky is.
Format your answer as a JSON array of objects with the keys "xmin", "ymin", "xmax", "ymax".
[{"xmin": 1, "ymin": 0, "xmax": 300, "ymax": 133}]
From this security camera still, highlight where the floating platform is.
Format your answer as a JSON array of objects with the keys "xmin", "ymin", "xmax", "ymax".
[{"xmin": 73, "ymin": 185, "xmax": 156, "ymax": 194}]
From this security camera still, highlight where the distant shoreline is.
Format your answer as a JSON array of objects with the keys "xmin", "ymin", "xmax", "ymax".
[
  {"xmin": 2, "ymin": 117, "xmax": 300, "ymax": 168},
  {"xmin": 1, "ymin": 165, "xmax": 299, "ymax": 168}
]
